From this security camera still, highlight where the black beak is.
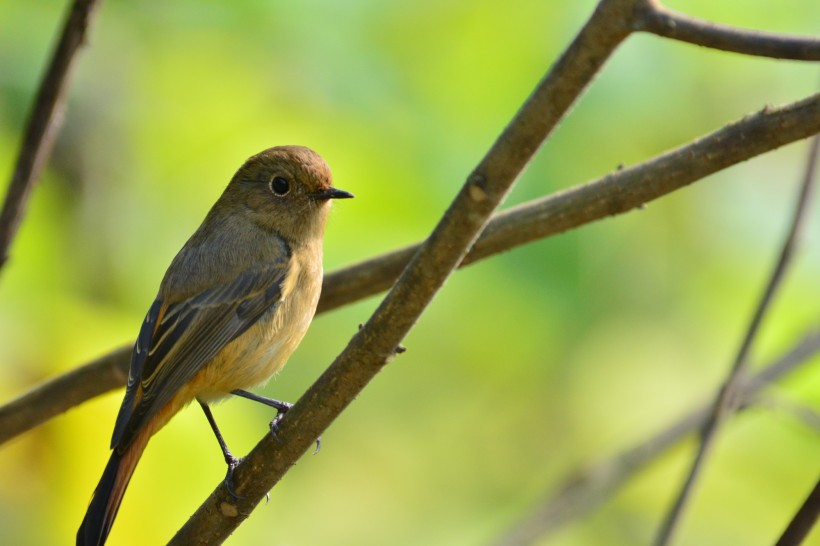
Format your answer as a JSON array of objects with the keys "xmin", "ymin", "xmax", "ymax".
[{"xmin": 313, "ymin": 187, "xmax": 354, "ymax": 200}]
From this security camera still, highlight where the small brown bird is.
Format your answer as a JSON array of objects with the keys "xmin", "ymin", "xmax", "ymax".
[{"xmin": 77, "ymin": 146, "xmax": 352, "ymax": 546}]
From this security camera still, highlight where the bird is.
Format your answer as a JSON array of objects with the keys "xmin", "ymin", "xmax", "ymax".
[{"xmin": 77, "ymin": 145, "xmax": 352, "ymax": 546}]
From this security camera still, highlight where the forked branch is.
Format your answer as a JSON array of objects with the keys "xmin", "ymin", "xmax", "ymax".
[
  {"xmin": 492, "ymin": 329, "xmax": 820, "ymax": 546},
  {"xmin": 653, "ymin": 132, "xmax": 819, "ymax": 546},
  {"xmin": 2, "ymin": 92, "xmax": 816, "ymax": 448},
  {"xmin": 635, "ymin": 0, "xmax": 820, "ymax": 59}
]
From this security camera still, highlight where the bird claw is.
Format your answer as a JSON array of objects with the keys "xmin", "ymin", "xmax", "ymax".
[
  {"xmin": 267, "ymin": 405, "xmax": 291, "ymax": 443},
  {"xmin": 268, "ymin": 406, "xmax": 321, "ymax": 454},
  {"xmin": 224, "ymin": 455, "xmax": 246, "ymax": 500}
]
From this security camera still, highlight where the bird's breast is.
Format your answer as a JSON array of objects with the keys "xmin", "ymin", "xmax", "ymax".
[{"xmin": 194, "ymin": 248, "xmax": 323, "ymax": 400}]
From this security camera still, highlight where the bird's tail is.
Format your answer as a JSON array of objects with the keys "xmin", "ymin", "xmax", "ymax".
[{"xmin": 77, "ymin": 431, "xmax": 149, "ymax": 546}]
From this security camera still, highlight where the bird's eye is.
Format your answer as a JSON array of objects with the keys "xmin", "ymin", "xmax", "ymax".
[{"xmin": 269, "ymin": 176, "xmax": 290, "ymax": 196}]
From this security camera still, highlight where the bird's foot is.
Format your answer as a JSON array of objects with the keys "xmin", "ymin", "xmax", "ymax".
[
  {"xmin": 268, "ymin": 405, "xmax": 321, "ymax": 454},
  {"xmin": 224, "ymin": 455, "xmax": 245, "ymax": 500},
  {"xmin": 267, "ymin": 403, "xmax": 292, "ymax": 443}
]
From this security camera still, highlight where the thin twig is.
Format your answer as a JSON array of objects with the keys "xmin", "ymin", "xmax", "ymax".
[
  {"xmin": 0, "ymin": 0, "xmax": 103, "ymax": 270},
  {"xmin": 167, "ymin": 1, "xmax": 637, "ymax": 542},
  {"xmin": 492, "ymin": 329, "xmax": 820, "ymax": 546},
  {"xmin": 636, "ymin": 0, "xmax": 820, "ymax": 60},
  {"xmin": 1, "ymin": 92, "xmax": 818, "ymax": 448},
  {"xmin": 653, "ymin": 134, "xmax": 820, "ymax": 546},
  {"xmin": 774, "ymin": 477, "xmax": 820, "ymax": 546},
  {"xmin": 754, "ymin": 393, "xmax": 820, "ymax": 433}
]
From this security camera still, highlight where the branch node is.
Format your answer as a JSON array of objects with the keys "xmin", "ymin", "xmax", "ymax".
[
  {"xmin": 219, "ymin": 502, "xmax": 239, "ymax": 518},
  {"xmin": 467, "ymin": 173, "xmax": 489, "ymax": 202}
]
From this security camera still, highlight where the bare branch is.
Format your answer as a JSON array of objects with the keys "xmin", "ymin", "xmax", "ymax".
[
  {"xmin": 754, "ymin": 393, "xmax": 820, "ymax": 433},
  {"xmin": 774, "ymin": 478, "xmax": 820, "ymax": 546},
  {"xmin": 0, "ymin": 0, "xmax": 103, "ymax": 270},
  {"xmin": 322, "ymin": 92, "xmax": 820, "ymax": 310},
  {"xmin": 2, "ymin": 2, "xmax": 817, "ymax": 543},
  {"xmin": 492, "ymin": 329, "xmax": 820, "ymax": 546},
  {"xmin": 653, "ymin": 133, "xmax": 820, "ymax": 546},
  {"xmin": 1, "ymin": 92, "xmax": 817, "ymax": 448},
  {"xmin": 0, "ymin": 345, "xmax": 129, "ymax": 446},
  {"xmin": 636, "ymin": 0, "xmax": 820, "ymax": 59},
  {"xmin": 167, "ymin": 1, "xmax": 637, "ymax": 542}
]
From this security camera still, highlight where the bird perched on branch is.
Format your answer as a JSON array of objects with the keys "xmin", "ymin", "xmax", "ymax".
[{"xmin": 77, "ymin": 145, "xmax": 352, "ymax": 546}]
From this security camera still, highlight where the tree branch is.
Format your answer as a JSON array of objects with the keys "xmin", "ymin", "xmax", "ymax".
[
  {"xmin": 653, "ymin": 132, "xmax": 820, "ymax": 546},
  {"xmin": 321, "ymin": 93, "xmax": 820, "ymax": 313},
  {"xmin": 774, "ymin": 477, "xmax": 820, "ymax": 546},
  {"xmin": 1, "ymin": 91, "xmax": 818, "ymax": 448},
  {"xmin": 0, "ymin": 0, "xmax": 816, "ymax": 544},
  {"xmin": 0, "ymin": 0, "xmax": 103, "ymax": 270},
  {"xmin": 0, "ymin": 345, "xmax": 129, "ymax": 445},
  {"xmin": 754, "ymin": 393, "xmax": 820, "ymax": 434},
  {"xmin": 167, "ymin": 0, "xmax": 637, "ymax": 542},
  {"xmin": 492, "ymin": 328, "xmax": 820, "ymax": 546},
  {"xmin": 635, "ymin": 0, "xmax": 820, "ymax": 60}
]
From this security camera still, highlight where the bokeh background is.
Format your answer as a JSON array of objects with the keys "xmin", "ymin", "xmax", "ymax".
[{"xmin": 1, "ymin": 1, "xmax": 819, "ymax": 545}]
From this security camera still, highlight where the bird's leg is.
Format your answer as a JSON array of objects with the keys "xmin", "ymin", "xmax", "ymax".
[
  {"xmin": 199, "ymin": 401, "xmax": 244, "ymax": 499},
  {"xmin": 231, "ymin": 389, "xmax": 321, "ymax": 453},
  {"xmin": 231, "ymin": 389, "xmax": 292, "ymax": 437},
  {"xmin": 231, "ymin": 389, "xmax": 292, "ymax": 414}
]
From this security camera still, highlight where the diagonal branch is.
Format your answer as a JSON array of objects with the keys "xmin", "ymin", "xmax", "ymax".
[
  {"xmin": 653, "ymin": 133, "xmax": 820, "ymax": 546},
  {"xmin": 322, "ymin": 92, "xmax": 820, "ymax": 313},
  {"xmin": 0, "ymin": 0, "xmax": 103, "ymax": 270},
  {"xmin": 167, "ymin": 0, "xmax": 637, "ymax": 543},
  {"xmin": 774, "ymin": 477, "xmax": 820, "ymax": 546},
  {"xmin": 635, "ymin": 0, "xmax": 820, "ymax": 59},
  {"xmin": 754, "ymin": 393, "xmax": 820, "ymax": 434},
  {"xmin": 492, "ymin": 328, "xmax": 820, "ymax": 546},
  {"xmin": 0, "ymin": 346, "xmax": 129, "ymax": 445},
  {"xmin": 0, "ymin": 1, "xmax": 816, "ymax": 545},
  {"xmin": 0, "ymin": 91, "xmax": 818, "ymax": 448}
]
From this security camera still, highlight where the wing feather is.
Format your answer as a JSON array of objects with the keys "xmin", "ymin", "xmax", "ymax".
[{"xmin": 111, "ymin": 258, "xmax": 289, "ymax": 450}]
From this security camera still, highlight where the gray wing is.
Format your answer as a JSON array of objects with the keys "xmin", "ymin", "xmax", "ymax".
[{"xmin": 111, "ymin": 258, "xmax": 289, "ymax": 450}]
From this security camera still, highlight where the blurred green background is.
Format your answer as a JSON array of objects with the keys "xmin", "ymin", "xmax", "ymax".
[{"xmin": 1, "ymin": 1, "xmax": 819, "ymax": 545}]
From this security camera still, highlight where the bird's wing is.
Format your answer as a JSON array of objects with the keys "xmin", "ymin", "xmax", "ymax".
[{"xmin": 111, "ymin": 257, "xmax": 290, "ymax": 450}]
